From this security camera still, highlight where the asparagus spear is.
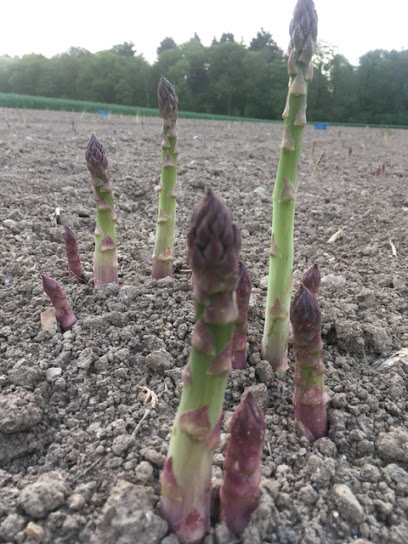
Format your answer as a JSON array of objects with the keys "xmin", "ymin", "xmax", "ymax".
[
  {"xmin": 152, "ymin": 76, "xmax": 179, "ymax": 279},
  {"xmin": 42, "ymin": 275, "xmax": 77, "ymax": 332},
  {"xmin": 85, "ymin": 134, "xmax": 118, "ymax": 286},
  {"xmin": 232, "ymin": 261, "xmax": 252, "ymax": 369},
  {"xmin": 160, "ymin": 188, "xmax": 241, "ymax": 544},
  {"xmin": 262, "ymin": 0, "xmax": 318, "ymax": 373},
  {"xmin": 63, "ymin": 226, "xmax": 84, "ymax": 283},
  {"xmin": 290, "ymin": 265, "xmax": 327, "ymax": 441},
  {"xmin": 219, "ymin": 392, "xmax": 265, "ymax": 535}
]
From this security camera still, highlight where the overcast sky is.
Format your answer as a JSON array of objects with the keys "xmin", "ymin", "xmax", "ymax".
[{"xmin": 0, "ymin": 0, "xmax": 406, "ymax": 66}]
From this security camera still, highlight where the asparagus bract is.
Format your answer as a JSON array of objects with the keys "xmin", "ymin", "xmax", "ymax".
[
  {"xmin": 219, "ymin": 392, "xmax": 265, "ymax": 535},
  {"xmin": 290, "ymin": 265, "xmax": 327, "ymax": 441},
  {"xmin": 152, "ymin": 76, "xmax": 179, "ymax": 279},
  {"xmin": 63, "ymin": 226, "xmax": 84, "ymax": 283},
  {"xmin": 160, "ymin": 188, "xmax": 241, "ymax": 544},
  {"xmin": 262, "ymin": 0, "xmax": 318, "ymax": 373},
  {"xmin": 232, "ymin": 261, "xmax": 252, "ymax": 369},
  {"xmin": 42, "ymin": 275, "xmax": 77, "ymax": 332},
  {"xmin": 85, "ymin": 134, "xmax": 118, "ymax": 286}
]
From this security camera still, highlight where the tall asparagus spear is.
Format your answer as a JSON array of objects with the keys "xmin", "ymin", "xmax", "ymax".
[
  {"xmin": 219, "ymin": 392, "xmax": 265, "ymax": 535},
  {"xmin": 262, "ymin": 0, "xmax": 318, "ymax": 373},
  {"xmin": 85, "ymin": 134, "xmax": 118, "ymax": 286},
  {"xmin": 152, "ymin": 76, "xmax": 179, "ymax": 279},
  {"xmin": 232, "ymin": 261, "xmax": 252, "ymax": 369},
  {"xmin": 42, "ymin": 275, "xmax": 77, "ymax": 332},
  {"xmin": 160, "ymin": 188, "xmax": 241, "ymax": 544},
  {"xmin": 290, "ymin": 264, "xmax": 327, "ymax": 441},
  {"xmin": 63, "ymin": 226, "xmax": 84, "ymax": 283}
]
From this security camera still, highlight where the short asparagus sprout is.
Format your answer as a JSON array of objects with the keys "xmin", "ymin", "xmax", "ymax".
[
  {"xmin": 42, "ymin": 275, "xmax": 77, "ymax": 332},
  {"xmin": 290, "ymin": 264, "xmax": 327, "ymax": 441},
  {"xmin": 219, "ymin": 391, "xmax": 265, "ymax": 535},
  {"xmin": 160, "ymin": 188, "xmax": 241, "ymax": 544},
  {"xmin": 152, "ymin": 76, "xmax": 179, "ymax": 279},
  {"xmin": 63, "ymin": 226, "xmax": 84, "ymax": 283},
  {"xmin": 262, "ymin": 0, "xmax": 318, "ymax": 373},
  {"xmin": 232, "ymin": 261, "xmax": 252, "ymax": 369},
  {"xmin": 85, "ymin": 134, "xmax": 118, "ymax": 286}
]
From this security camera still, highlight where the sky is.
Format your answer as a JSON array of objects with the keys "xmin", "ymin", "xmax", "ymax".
[{"xmin": 0, "ymin": 0, "xmax": 406, "ymax": 66}]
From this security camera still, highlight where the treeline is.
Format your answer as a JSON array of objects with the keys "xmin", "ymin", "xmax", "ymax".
[{"xmin": 1, "ymin": 32, "xmax": 408, "ymax": 125}]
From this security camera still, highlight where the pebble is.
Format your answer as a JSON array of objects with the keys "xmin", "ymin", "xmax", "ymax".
[
  {"xmin": 333, "ymin": 484, "xmax": 365, "ymax": 524},
  {"xmin": 24, "ymin": 522, "xmax": 45, "ymax": 542},
  {"xmin": 46, "ymin": 367, "xmax": 62, "ymax": 381},
  {"xmin": 320, "ymin": 274, "xmax": 346, "ymax": 288}
]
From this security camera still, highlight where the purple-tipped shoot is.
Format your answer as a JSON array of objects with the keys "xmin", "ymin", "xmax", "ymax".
[
  {"xmin": 160, "ymin": 188, "xmax": 241, "ymax": 543},
  {"xmin": 220, "ymin": 392, "xmax": 265, "ymax": 535},
  {"xmin": 290, "ymin": 267, "xmax": 327, "ymax": 441},
  {"xmin": 152, "ymin": 76, "xmax": 179, "ymax": 279},
  {"xmin": 42, "ymin": 275, "xmax": 77, "ymax": 332},
  {"xmin": 63, "ymin": 226, "xmax": 84, "ymax": 283},
  {"xmin": 262, "ymin": 0, "xmax": 318, "ymax": 373},
  {"xmin": 300, "ymin": 262, "xmax": 320, "ymax": 295},
  {"xmin": 232, "ymin": 261, "xmax": 252, "ymax": 369},
  {"xmin": 85, "ymin": 134, "xmax": 118, "ymax": 286}
]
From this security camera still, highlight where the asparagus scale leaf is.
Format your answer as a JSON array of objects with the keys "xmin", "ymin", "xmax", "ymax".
[
  {"xmin": 152, "ymin": 76, "xmax": 179, "ymax": 279},
  {"xmin": 85, "ymin": 134, "xmax": 118, "ymax": 286},
  {"xmin": 262, "ymin": 0, "xmax": 318, "ymax": 373},
  {"xmin": 290, "ymin": 264, "xmax": 327, "ymax": 441},
  {"xmin": 42, "ymin": 275, "xmax": 77, "ymax": 332},
  {"xmin": 219, "ymin": 391, "xmax": 265, "ymax": 535},
  {"xmin": 160, "ymin": 188, "xmax": 241, "ymax": 544}
]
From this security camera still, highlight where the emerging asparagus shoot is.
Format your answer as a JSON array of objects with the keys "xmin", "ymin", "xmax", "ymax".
[
  {"xmin": 219, "ymin": 392, "xmax": 265, "ymax": 535},
  {"xmin": 42, "ymin": 275, "xmax": 77, "ymax": 332},
  {"xmin": 290, "ymin": 264, "xmax": 327, "ymax": 441},
  {"xmin": 63, "ymin": 226, "xmax": 84, "ymax": 283},
  {"xmin": 152, "ymin": 76, "xmax": 179, "ymax": 279},
  {"xmin": 232, "ymin": 261, "xmax": 252, "ymax": 369},
  {"xmin": 262, "ymin": 0, "xmax": 318, "ymax": 373},
  {"xmin": 85, "ymin": 134, "xmax": 118, "ymax": 286},
  {"xmin": 160, "ymin": 188, "xmax": 241, "ymax": 544}
]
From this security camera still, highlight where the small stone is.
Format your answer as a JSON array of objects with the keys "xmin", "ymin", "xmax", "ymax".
[
  {"xmin": 320, "ymin": 274, "xmax": 346, "ymax": 288},
  {"xmin": 377, "ymin": 429, "xmax": 408, "ymax": 463},
  {"xmin": 46, "ymin": 367, "xmax": 62, "ymax": 381},
  {"xmin": 68, "ymin": 493, "xmax": 86, "ymax": 510},
  {"xmin": 40, "ymin": 307, "xmax": 58, "ymax": 333},
  {"xmin": 333, "ymin": 484, "xmax": 365, "ymax": 524},
  {"xmin": 135, "ymin": 461, "xmax": 154, "ymax": 482},
  {"xmin": 24, "ymin": 522, "xmax": 45, "ymax": 542},
  {"xmin": 145, "ymin": 349, "xmax": 174, "ymax": 374}
]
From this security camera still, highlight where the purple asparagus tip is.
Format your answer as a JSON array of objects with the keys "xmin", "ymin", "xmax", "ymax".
[
  {"xmin": 300, "ymin": 263, "xmax": 320, "ymax": 295},
  {"xmin": 85, "ymin": 134, "xmax": 109, "ymax": 185},
  {"xmin": 158, "ymin": 75, "xmax": 179, "ymax": 122},
  {"xmin": 42, "ymin": 275, "xmax": 77, "ymax": 332}
]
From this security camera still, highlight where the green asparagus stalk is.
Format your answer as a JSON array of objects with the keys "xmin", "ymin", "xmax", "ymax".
[
  {"xmin": 262, "ymin": 0, "xmax": 318, "ymax": 373},
  {"xmin": 160, "ymin": 188, "xmax": 241, "ymax": 544},
  {"xmin": 152, "ymin": 76, "xmax": 179, "ymax": 279},
  {"xmin": 63, "ymin": 226, "xmax": 84, "ymax": 283},
  {"xmin": 290, "ymin": 264, "xmax": 327, "ymax": 441},
  {"xmin": 232, "ymin": 261, "xmax": 252, "ymax": 369},
  {"xmin": 219, "ymin": 392, "xmax": 265, "ymax": 535},
  {"xmin": 85, "ymin": 134, "xmax": 118, "ymax": 286},
  {"xmin": 42, "ymin": 275, "xmax": 77, "ymax": 332}
]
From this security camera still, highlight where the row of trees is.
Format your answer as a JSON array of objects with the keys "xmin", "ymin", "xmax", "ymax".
[{"xmin": 1, "ymin": 32, "xmax": 408, "ymax": 125}]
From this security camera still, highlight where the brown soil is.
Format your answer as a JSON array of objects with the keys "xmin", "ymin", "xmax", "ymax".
[{"xmin": 0, "ymin": 109, "xmax": 407, "ymax": 544}]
